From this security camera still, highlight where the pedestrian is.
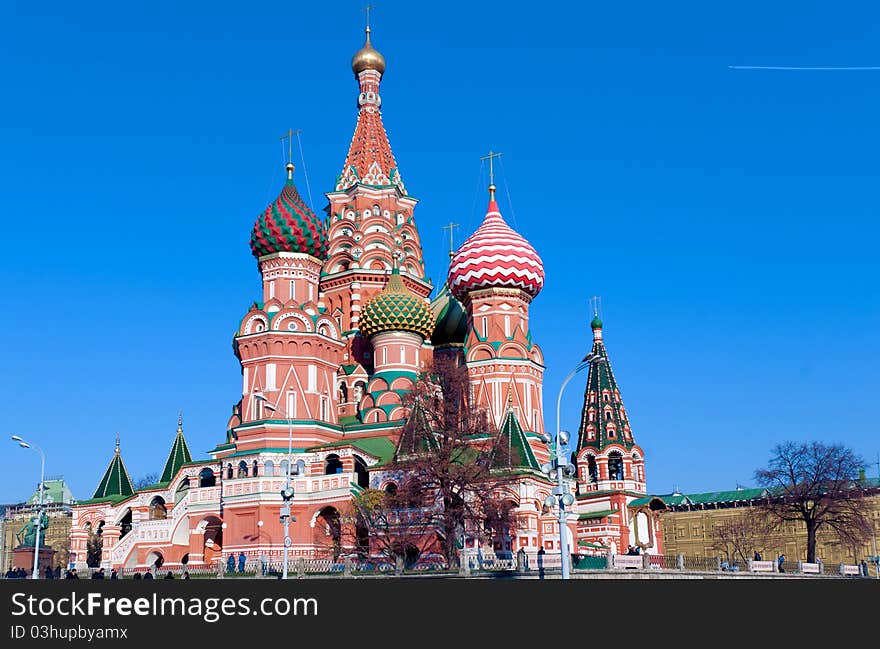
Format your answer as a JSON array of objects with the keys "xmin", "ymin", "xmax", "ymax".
[
  {"xmin": 92, "ymin": 567, "xmax": 105, "ymax": 579},
  {"xmin": 226, "ymin": 554, "xmax": 235, "ymax": 574},
  {"xmin": 110, "ymin": 568, "xmax": 118, "ymax": 580},
  {"xmin": 164, "ymin": 571, "xmax": 175, "ymax": 579},
  {"xmin": 44, "ymin": 565, "xmax": 54, "ymax": 579},
  {"xmin": 182, "ymin": 571, "xmax": 190, "ymax": 580},
  {"xmin": 133, "ymin": 572, "xmax": 142, "ymax": 580},
  {"xmin": 860, "ymin": 560, "xmax": 869, "ymax": 577},
  {"xmin": 238, "ymin": 551, "xmax": 246, "ymax": 573},
  {"xmin": 143, "ymin": 572, "xmax": 153, "ymax": 580},
  {"xmin": 66, "ymin": 568, "xmax": 79, "ymax": 579},
  {"xmin": 777, "ymin": 554, "xmax": 785, "ymax": 573},
  {"xmin": 754, "ymin": 551, "xmax": 762, "ymax": 561},
  {"xmin": 54, "ymin": 566, "xmax": 61, "ymax": 579}
]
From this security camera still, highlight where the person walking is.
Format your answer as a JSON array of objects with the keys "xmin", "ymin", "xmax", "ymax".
[
  {"xmin": 44, "ymin": 565, "xmax": 54, "ymax": 579},
  {"xmin": 110, "ymin": 568, "xmax": 118, "ymax": 580},
  {"xmin": 777, "ymin": 554, "xmax": 785, "ymax": 573},
  {"xmin": 237, "ymin": 552, "xmax": 247, "ymax": 573},
  {"xmin": 226, "ymin": 554, "xmax": 235, "ymax": 574},
  {"xmin": 753, "ymin": 551, "xmax": 762, "ymax": 561}
]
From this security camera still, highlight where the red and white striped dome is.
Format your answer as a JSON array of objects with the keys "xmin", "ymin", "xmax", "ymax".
[{"xmin": 447, "ymin": 198, "xmax": 544, "ymax": 301}]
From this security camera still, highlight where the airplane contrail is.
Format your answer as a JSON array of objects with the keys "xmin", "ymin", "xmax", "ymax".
[{"xmin": 730, "ymin": 65, "xmax": 880, "ymax": 70}]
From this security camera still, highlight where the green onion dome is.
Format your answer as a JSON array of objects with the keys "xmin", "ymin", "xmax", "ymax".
[
  {"xmin": 360, "ymin": 266, "xmax": 434, "ymax": 340},
  {"xmin": 431, "ymin": 282, "xmax": 467, "ymax": 346},
  {"xmin": 250, "ymin": 164, "xmax": 328, "ymax": 260},
  {"xmin": 591, "ymin": 316, "xmax": 603, "ymax": 330}
]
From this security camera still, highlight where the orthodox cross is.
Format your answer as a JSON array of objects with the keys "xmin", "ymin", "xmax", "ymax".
[
  {"xmin": 441, "ymin": 221, "xmax": 460, "ymax": 258},
  {"xmin": 480, "ymin": 149, "xmax": 503, "ymax": 186},
  {"xmin": 114, "ymin": 432, "xmax": 120, "ymax": 454},
  {"xmin": 590, "ymin": 295, "xmax": 602, "ymax": 319},
  {"xmin": 280, "ymin": 128, "xmax": 301, "ymax": 179},
  {"xmin": 364, "ymin": 3, "xmax": 375, "ymax": 29}
]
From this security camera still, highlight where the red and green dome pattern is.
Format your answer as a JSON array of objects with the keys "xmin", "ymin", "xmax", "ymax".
[
  {"xmin": 360, "ymin": 267, "xmax": 434, "ymax": 339},
  {"xmin": 250, "ymin": 179, "xmax": 328, "ymax": 260}
]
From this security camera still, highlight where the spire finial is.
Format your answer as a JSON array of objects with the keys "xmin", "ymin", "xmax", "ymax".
[
  {"xmin": 280, "ymin": 128, "xmax": 299, "ymax": 180},
  {"xmin": 441, "ymin": 222, "xmax": 460, "ymax": 259},
  {"xmin": 177, "ymin": 410, "xmax": 183, "ymax": 434},
  {"xmin": 114, "ymin": 432, "xmax": 120, "ymax": 455},
  {"xmin": 480, "ymin": 149, "xmax": 503, "ymax": 202},
  {"xmin": 590, "ymin": 296, "xmax": 604, "ymax": 334},
  {"xmin": 364, "ymin": 3, "xmax": 375, "ymax": 32}
]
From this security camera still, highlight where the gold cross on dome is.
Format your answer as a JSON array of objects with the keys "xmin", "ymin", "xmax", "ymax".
[
  {"xmin": 480, "ymin": 150, "xmax": 503, "ymax": 186},
  {"xmin": 441, "ymin": 222, "xmax": 460, "ymax": 257},
  {"xmin": 364, "ymin": 4, "xmax": 376, "ymax": 30}
]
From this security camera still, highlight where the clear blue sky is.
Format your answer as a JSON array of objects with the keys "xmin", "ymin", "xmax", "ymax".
[{"xmin": 1, "ymin": 0, "xmax": 878, "ymax": 503}]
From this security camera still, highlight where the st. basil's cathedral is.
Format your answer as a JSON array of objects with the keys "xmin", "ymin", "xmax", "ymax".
[{"xmin": 69, "ymin": 26, "xmax": 664, "ymax": 572}]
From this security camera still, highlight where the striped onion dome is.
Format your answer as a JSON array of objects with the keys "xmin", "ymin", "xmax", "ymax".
[
  {"xmin": 250, "ymin": 164, "xmax": 328, "ymax": 260},
  {"xmin": 360, "ymin": 266, "xmax": 435, "ymax": 339},
  {"xmin": 447, "ymin": 194, "xmax": 544, "ymax": 301}
]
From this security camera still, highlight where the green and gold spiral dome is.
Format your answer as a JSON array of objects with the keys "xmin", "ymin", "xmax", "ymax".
[{"xmin": 360, "ymin": 266, "xmax": 434, "ymax": 340}]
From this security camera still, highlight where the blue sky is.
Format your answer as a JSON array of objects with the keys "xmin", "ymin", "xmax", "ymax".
[{"xmin": 1, "ymin": 1, "xmax": 878, "ymax": 503}]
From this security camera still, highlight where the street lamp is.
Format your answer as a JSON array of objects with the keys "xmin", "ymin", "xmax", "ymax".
[
  {"xmin": 253, "ymin": 393, "xmax": 305, "ymax": 579},
  {"xmin": 540, "ymin": 430, "xmax": 576, "ymax": 579},
  {"xmin": 11, "ymin": 435, "xmax": 46, "ymax": 580},
  {"xmin": 542, "ymin": 359, "xmax": 591, "ymax": 580}
]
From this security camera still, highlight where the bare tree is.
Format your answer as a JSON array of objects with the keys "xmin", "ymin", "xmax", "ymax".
[
  {"xmin": 133, "ymin": 472, "xmax": 160, "ymax": 490},
  {"xmin": 754, "ymin": 441, "xmax": 872, "ymax": 563},
  {"xmin": 709, "ymin": 510, "xmax": 774, "ymax": 564},
  {"xmin": 376, "ymin": 358, "xmax": 517, "ymax": 567},
  {"xmin": 341, "ymin": 484, "xmax": 436, "ymax": 567}
]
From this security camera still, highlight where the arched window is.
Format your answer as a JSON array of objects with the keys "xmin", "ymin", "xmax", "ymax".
[
  {"xmin": 237, "ymin": 461, "xmax": 248, "ymax": 478},
  {"xmin": 384, "ymin": 482, "xmax": 398, "ymax": 496},
  {"xmin": 338, "ymin": 382, "xmax": 348, "ymax": 403},
  {"xmin": 605, "ymin": 411, "xmax": 612, "ymax": 421},
  {"xmin": 199, "ymin": 468, "xmax": 216, "ymax": 488},
  {"xmin": 252, "ymin": 460, "xmax": 259, "ymax": 477},
  {"xmin": 587, "ymin": 456, "xmax": 598, "ymax": 483},
  {"xmin": 608, "ymin": 452, "xmax": 624, "ymax": 481},
  {"xmin": 175, "ymin": 479, "xmax": 190, "ymax": 504},
  {"xmin": 353, "ymin": 455, "xmax": 369, "ymax": 489},
  {"xmin": 325, "ymin": 454, "xmax": 343, "ymax": 475},
  {"xmin": 280, "ymin": 459, "xmax": 289, "ymax": 479},
  {"xmin": 119, "ymin": 510, "xmax": 132, "ymax": 539},
  {"xmin": 264, "ymin": 460, "xmax": 275, "ymax": 477},
  {"xmin": 149, "ymin": 497, "xmax": 167, "ymax": 520},
  {"xmin": 226, "ymin": 463, "xmax": 234, "ymax": 479}
]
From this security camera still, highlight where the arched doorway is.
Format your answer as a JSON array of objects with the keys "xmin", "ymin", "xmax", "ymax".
[
  {"xmin": 145, "ymin": 550, "xmax": 164, "ymax": 571},
  {"xmin": 175, "ymin": 479, "xmax": 190, "ymax": 504},
  {"xmin": 118, "ymin": 510, "xmax": 133, "ymax": 539},
  {"xmin": 201, "ymin": 516, "xmax": 223, "ymax": 565},
  {"xmin": 353, "ymin": 455, "xmax": 369, "ymax": 488},
  {"xmin": 199, "ymin": 468, "xmax": 216, "ymax": 487},
  {"xmin": 315, "ymin": 507, "xmax": 342, "ymax": 559},
  {"xmin": 324, "ymin": 454, "xmax": 343, "ymax": 475},
  {"xmin": 149, "ymin": 497, "xmax": 167, "ymax": 520}
]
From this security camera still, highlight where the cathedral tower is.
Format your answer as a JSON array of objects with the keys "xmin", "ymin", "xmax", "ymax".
[{"xmin": 448, "ymin": 180, "xmax": 547, "ymax": 447}]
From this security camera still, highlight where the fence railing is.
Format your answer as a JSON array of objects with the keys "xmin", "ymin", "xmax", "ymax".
[{"xmin": 13, "ymin": 554, "xmax": 871, "ymax": 580}]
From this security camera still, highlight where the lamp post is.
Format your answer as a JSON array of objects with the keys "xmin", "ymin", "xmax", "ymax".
[
  {"xmin": 11, "ymin": 435, "xmax": 45, "ymax": 580},
  {"xmin": 540, "ymin": 359, "xmax": 591, "ymax": 580},
  {"xmin": 253, "ymin": 393, "xmax": 304, "ymax": 579}
]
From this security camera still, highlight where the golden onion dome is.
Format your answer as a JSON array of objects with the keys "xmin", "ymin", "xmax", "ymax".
[{"xmin": 351, "ymin": 27, "xmax": 386, "ymax": 76}]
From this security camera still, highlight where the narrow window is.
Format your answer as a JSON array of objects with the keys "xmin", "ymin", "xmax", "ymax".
[
  {"xmin": 308, "ymin": 365, "xmax": 317, "ymax": 392},
  {"xmin": 266, "ymin": 363, "xmax": 276, "ymax": 391},
  {"xmin": 269, "ymin": 281, "xmax": 275, "ymax": 299},
  {"xmin": 482, "ymin": 317, "xmax": 488, "ymax": 338},
  {"xmin": 290, "ymin": 281, "xmax": 296, "ymax": 302},
  {"xmin": 504, "ymin": 315, "xmax": 510, "ymax": 337},
  {"xmin": 400, "ymin": 345, "xmax": 406, "ymax": 363}
]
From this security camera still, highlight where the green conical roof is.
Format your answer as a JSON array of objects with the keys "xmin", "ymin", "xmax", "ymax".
[
  {"xmin": 576, "ymin": 319, "xmax": 637, "ymax": 453},
  {"xmin": 160, "ymin": 412, "xmax": 192, "ymax": 484},
  {"xmin": 492, "ymin": 408, "xmax": 540, "ymax": 471},
  {"xmin": 360, "ymin": 266, "xmax": 434, "ymax": 339},
  {"xmin": 394, "ymin": 399, "xmax": 438, "ymax": 461},
  {"xmin": 92, "ymin": 436, "xmax": 135, "ymax": 500}
]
